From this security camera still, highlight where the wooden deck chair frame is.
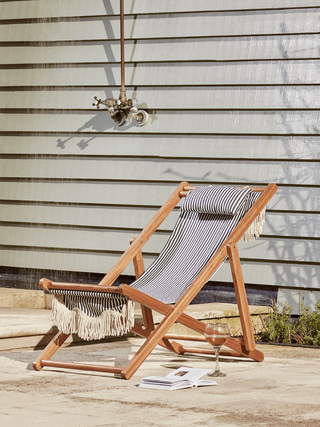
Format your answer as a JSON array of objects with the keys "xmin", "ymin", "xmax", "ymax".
[{"xmin": 33, "ymin": 182, "xmax": 277, "ymax": 379}]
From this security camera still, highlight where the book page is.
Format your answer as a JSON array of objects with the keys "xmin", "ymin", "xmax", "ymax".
[
  {"xmin": 139, "ymin": 367, "xmax": 217, "ymax": 390},
  {"xmin": 166, "ymin": 367, "xmax": 213, "ymax": 383}
]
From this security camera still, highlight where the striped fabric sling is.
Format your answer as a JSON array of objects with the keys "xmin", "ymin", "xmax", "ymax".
[{"xmin": 50, "ymin": 186, "xmax": 266, "ymax": 340}]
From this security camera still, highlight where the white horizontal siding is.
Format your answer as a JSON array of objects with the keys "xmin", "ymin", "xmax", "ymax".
[
  {"xmin": 1, "ymin": 0, "xmax": 320, "ymax": 19},
  {"xmin": 3, "ymin": 87, "xmax": 320, "ymax": 110},
  {"xmin": 1, "ymin": 247, "xmax": 319, "ymax": 291},
  {"xmin": 215, "ymin": 262, "xmax": 320, "ymax": 290},
  {"xmin": 1, "ymin": 135, "xmax": 320, "ymax": 160},
  {"xmin": 0, "ymin": 224, "xmax": 319, "ymax": 264},
  {"xmin": 1, "ymin": 111, "xmax": 320, "ymax": 135},
  {"xmin": 0, "ymin": 181, "xmax": 319, "ymax": 212},
  {"xmin": 3, "ymin": 61, "xmax": 320, "ymax": 86},
  {"xmin": 0, "ymin": 158, "xmax": 319, "ymax": 186},
  {"xmin": 2, "ymin": 10, "xmax": 320, "ymax": 41},
  {"xmin": 3, "ymin": 35, "xmax": 320, "ymax": 64},
  {"xmin": 278, "ymin": 288, "xmax": 320, "ymax": 313},
  {"xmin": 0, "ymin": 206, "xmax": 319, "ymax": 239},
  {"xmin": 1, "ymin": 1, "xmax": 319, "ymax": 313}
]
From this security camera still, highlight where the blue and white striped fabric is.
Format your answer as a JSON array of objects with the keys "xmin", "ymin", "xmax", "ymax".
[
  {"xmin": 182, "ymin": 186, "xmax": 253, "ymax": 215},
  {"xmin": 51, "ymin": 289, "xmax": 128, "ymax": 317},
  {"xmin": 131, "ymin": 186, "xmax": 261, "ymax": 304},
  {"xmin": 50, "ymin": 288, "xmax": 135, "ymax": 340}
]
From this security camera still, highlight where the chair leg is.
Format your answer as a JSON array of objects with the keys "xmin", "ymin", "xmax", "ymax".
[
  {"xmin": 33, "ymin": 331, "xmax": 70, "ymax": 371},
  {"xmin": 227, "ymin": 243, "xmax": 256, "ymax": 352},
  {"xmin": 141, "ymin": 305, "xmax": 155, "ymax": 330},
  {"xmin": 131, "ymin": 242, "xmax": 156, "ymax": 331},
  {"xmin": 131, "ymin": 322, "xmax": 184, "ymax": 355},
  {"xmin": 121, "ymin": 302, "xmax": 191, "ymax": 379},
  {"xmin": 161, "ymin": 314, "xmax": 264, "ymax": 362},
  {"xmin": 131, "ymin": 242, "xmax": 183, "ymax": 354}
]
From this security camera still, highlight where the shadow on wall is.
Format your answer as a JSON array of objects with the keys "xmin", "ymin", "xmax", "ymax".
[
  {"xmin": 56, "ymin": 15, "xmax": 319, "ymax": 304},
  {"xmin": 56, "ymin": 102, "xmax": 157, "ymax": 150},
  {"xmin": 56, "ymin": 0, "xmax": 156, "ymax": 150}
]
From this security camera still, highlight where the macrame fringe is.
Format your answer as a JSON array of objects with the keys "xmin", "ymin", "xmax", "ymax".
[
  {"xmin": 241, "ymin": 207, "xmax": 266, "ymax": 242},
  {"xmin": 52, "ymin": 296, "xmax": 135, "ymax": 341}
]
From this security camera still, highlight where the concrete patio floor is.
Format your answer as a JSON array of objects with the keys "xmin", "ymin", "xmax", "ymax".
[{"xmin": 1, "ymin": 336, "xmax": 320, "ymax": 427}]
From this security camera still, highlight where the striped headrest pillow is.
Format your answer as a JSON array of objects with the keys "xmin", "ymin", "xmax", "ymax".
[{"xmin": 181, "ymin": 186, "xmax": 253, "ymax": 215}]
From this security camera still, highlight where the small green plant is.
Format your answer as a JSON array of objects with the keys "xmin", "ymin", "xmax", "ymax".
[
  {"xmin": 256, "ymin": 297, "xmax": 320, "ymax": 346},
  {"xmin": 258, "ymin": 302, "xmax": 293, "ymax": 344}
]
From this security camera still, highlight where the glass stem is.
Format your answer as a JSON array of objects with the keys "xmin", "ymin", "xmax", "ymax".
[{"xmin": 214, "ymin": 347, "xmax": 220, "ymax": 372}]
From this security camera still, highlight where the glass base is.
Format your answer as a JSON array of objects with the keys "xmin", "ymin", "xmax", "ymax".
[{"xmin": 208, "ymin": 370, "xmax": 227, "ymax": 377}]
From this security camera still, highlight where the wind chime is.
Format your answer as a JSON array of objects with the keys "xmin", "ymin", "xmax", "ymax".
[{"xmin": 93, "ymin": 0, "xmax": 149, "ymax": 126}]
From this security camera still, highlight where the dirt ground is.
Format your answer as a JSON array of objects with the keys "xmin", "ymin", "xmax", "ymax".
[{"xmin": 0, "ymin": 339, "xmax": 320, "ymax": 427}]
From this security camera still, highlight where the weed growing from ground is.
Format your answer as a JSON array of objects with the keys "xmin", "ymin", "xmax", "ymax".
[{"xmin": 256, "ymin": 298, "xmax": 320, "ymax": 346}]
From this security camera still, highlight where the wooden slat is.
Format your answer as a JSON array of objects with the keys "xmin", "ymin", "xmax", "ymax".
[
  {"xmin": 40, "ymin": 360, "xmax": 124, "ymax": 374},
  {"xmin": 33, "ymin": 331, "xmax": 70, "ymax": 371},
  {"xmin": 278, "ymin": 288, "xmax": 320, "ymax": 314},
  {"xmin": 1, "ymin": 0, "xmax": 320, "ymax": 20},
  {"xmin": 2, "ymin": 61, "xmax": 320, "ymax": 86},
  {"xmin": 39, "ymin": 279, "xmax": 122, "ymax": 293},
  {"xmin": 1, "ymin": 110, "xmax": 320, "ymax": 135},
  {"xmin": 131, "ymin": 245, "xmax": 156, "ymax": 332},
  {"xmin": 0, "ymin": 205, "xmax": 180, "ymax": 232},
  {"xmin": 1, "ymin": 204, "xmax": 319, "ymax": 238},
  {"xmin": 0, "ymin": 158, "xmax": 318, "ymax": 186},
  {"xmin": 2, "ymin": 10, "xmax": 320, "ymax": 42},
  {"xmin": 1, "ymin": 135, "xmax": 320, "ymax": 160},
  {"xmin": 0, "ymin": 224, "xmax": 319, "ymax": 264},
  {"xmin": 0, "ymin": 246, "xmax": 136, "ymax": 276},
  {"xmin": 227, "ymin": 243, "xmax": 255, "ymax": 351},
  {"xmin": 0, "ymin": 182, "xmax": 319, "ymax": 213},
  {"xmin": 2, "ymin": 35, "xmax": 320, "ymax": 64},
  {"xmin": 214, "ymin": 261, "xmax": 320, "ymax": 290},
  {"xmin": 0, "ymin": 181, "xmax": 178, "ymax": 207},
  {"xmin": 238, "ymin": 238, "xmax": 320, "ymax": 264},
  {"xmin": 1, "ymin": 245, "xmax": 319, "ymax": 289},
  {"xmin": 3, "ymin": 86, "xmax": 320, "ymax": 110}
]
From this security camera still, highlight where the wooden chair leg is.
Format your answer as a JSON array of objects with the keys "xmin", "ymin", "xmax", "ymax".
[
  {"xmin": 131, "ymin": 322, "xmax": 184, "ymax": 355},
  {"xmin": 131, "ymin": 247, "xmax": 184, "ymax": 357},
  {"xmin": 227, "ymin": 243, "xmax": 256, "ymax": 352},
  {"xmin": 161, "ymin": 314, "xmax": 264, "ymax": 362},
  {"xmin": 33, "ymin": 331, "xmax": 70, "ymax": 371},
  {"xmin": 131, "ymin": 240, "xmax": 155, "ymax": 331}
]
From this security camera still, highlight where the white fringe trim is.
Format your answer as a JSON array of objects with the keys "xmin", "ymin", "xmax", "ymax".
[
  {"xmin": 241, "ymin": 207, "xmax": 266, "ymax": 242},
  {"xmin": 52, "ymin": 297, "xmax": 135, "ymax": 341}
]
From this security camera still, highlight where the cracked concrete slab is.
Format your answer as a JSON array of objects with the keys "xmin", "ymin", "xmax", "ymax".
[{"xmin": 0, "ymin": 338, "xmax": 319, "ymax": 427}]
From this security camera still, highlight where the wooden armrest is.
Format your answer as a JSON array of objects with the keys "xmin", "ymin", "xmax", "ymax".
[{"xmin": 39, "ymin": 278, "xmax": 123, "ymax": 294}]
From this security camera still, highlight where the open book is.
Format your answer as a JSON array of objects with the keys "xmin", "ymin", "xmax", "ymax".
[{"xmin": 138, "ymin": 367, "xmax": 218, "ymax": 391}]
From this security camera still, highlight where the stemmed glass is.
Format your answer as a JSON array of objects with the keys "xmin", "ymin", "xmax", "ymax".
[{"xmin": 204, "ymin": 323, "xmax": 231, "ymax": 377}]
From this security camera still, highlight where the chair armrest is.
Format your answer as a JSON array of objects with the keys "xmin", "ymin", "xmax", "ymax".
[{"xmin": 39, "ymin": 278, "xmax": 123, "ymax": 294}]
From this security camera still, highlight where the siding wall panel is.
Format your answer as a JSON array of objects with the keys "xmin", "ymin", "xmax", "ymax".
[
  {"xmin": 3, "ymin": 10, "xmax": 320, "ymax": 41},
  {"xmin": 1, "ymin": 206, "xmax": 319, "ymax": 238},
  {"xmin": 3, "ymin": 62, "xmax": 320, "ymax": 86},
  {"xmin": 1, "ymin": 136, "xmax": 320, "ymax": 161},
  {"xmin": 1, "ymin": 0, "xmax": 320, "ymax": 19},
  {"xmin": 0, "ymin": 182, "xmax": 319, "ymax": 212},
  {"xmin": 1, "ymin": 158, "xmax": 319, "ymax": 186},
  {"xmin": 3, "ymin": 35, "xmax": 320, "ymax": 64},
  {"xmin": 1, "ymin": 225, "xmax": 319, "ymax": 264},
  {"xmin": 3, "ymin": 87, "xmax": 320, "ymax": 110},
  {"xmin": 2, "ymin": 111, "xmax": 320, "ymax": 135},
  {"xmin": 1, "ymin": 1, "xmax": 319, "ymax": 313}
]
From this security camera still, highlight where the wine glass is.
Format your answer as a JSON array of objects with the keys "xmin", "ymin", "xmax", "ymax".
[{"xmin": 204, "ymin": 323, "xmax": 231, "ymax": 377}]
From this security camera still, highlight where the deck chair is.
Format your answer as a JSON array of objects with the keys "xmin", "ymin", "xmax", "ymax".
[{"xmin": 33, "ymin": 182, "xmax": 277, "ymax": 379}]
